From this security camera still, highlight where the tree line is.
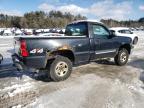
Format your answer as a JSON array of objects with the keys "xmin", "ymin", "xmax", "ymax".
[
  {"xmin": 101, "ymin": 18, "xmax": 144, "ymax": 28},
  {"xmin": 0, "ymin": 11, "xmax": 86, "ymax": 28},
  {"xmin": 0, "ymin": 10, "xmax": 144, "ymax": 28}
]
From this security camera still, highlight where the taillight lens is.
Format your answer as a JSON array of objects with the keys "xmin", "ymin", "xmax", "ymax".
[{"xmin": 20, "ymin": 40, "xmax": 29, "ymax": 57}]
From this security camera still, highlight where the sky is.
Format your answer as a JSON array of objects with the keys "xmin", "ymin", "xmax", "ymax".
[{"xmin": 0, "ymin": 0, "xmax": 144, "ymax": 20}]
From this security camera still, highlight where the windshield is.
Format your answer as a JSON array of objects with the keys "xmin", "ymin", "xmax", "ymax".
[{"xmin": 65, "ymin": 22, "xmax": 87, "ymax": 36}]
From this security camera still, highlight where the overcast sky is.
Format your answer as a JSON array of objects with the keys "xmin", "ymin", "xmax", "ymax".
[{"xmin": 0, "ymin": 0, "xmax": 144, "ymax": 20}]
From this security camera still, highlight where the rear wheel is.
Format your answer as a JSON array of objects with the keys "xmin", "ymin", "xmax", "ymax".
[
  {"xmin": 49, "ymin": 56, "xmax": 72, "ymax": 82},
  {"xmin": 114, "ymin": 48, "xmax": 129, "ymax": 66}
]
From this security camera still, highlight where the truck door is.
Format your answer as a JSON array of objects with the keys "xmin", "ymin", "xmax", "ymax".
[{"xmin": 90, "ymin": 24, "xmax": 118, "ymax": 59}]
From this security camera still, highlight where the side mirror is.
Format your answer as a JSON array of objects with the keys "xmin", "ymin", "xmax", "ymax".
[
  {"xmin": 109, "ymin": 30, "xmax": 115, "ymax": 38},
  {"xmin": 110, "ymin": 30, "xmax": 115, "ymax": 35}
]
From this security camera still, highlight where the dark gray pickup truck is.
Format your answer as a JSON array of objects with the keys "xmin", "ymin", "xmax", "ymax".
[{"xmin": 12, "ymin": 20, "xmax": 133, "ymax": 81}]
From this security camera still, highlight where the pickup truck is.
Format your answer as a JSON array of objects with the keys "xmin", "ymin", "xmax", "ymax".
[{"xmin": 12, "ymin": 20, "xmax": 133, "ymax": 81}]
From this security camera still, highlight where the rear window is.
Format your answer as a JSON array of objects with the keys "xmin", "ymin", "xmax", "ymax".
[{"xmin": 65, "ymin": 22, "xmax": 87, "ymax": 36}]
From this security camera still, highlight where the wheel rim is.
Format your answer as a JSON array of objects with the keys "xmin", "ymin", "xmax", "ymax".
[
  {"xmin": 120, "ymin": 52, "xmax": 127, "ymax": 63},
  {"xmin": 55, "ymin": 61, "xmax": 68, "ymax": 77}
]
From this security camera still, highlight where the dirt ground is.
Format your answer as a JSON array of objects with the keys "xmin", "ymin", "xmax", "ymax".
[{"xmin": 0, "ymin": 31, "xmax": 144, "ymax": 108}]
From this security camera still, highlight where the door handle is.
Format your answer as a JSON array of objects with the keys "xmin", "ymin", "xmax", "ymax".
[
  {"xmin": 95, "ymin": 40, "xmax": 100, "ymax": 44},
  {"xmin": 78, "ymin": 44, "xmax": 82, "ymax": 47}
]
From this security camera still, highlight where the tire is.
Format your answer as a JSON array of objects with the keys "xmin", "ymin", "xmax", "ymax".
[
  {"xmin": 49, "ymin": 56, "xmax": 72, "ymax": 82},
  {"xmin": 114, "ymin": 48, "xmax": 129, "ymax": 66},
  {"xmin": 133, "ymin": 37, "xmax": 138, "ymax": 45}
]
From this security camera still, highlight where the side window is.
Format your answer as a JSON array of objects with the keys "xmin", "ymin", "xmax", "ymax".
[{"xmin": 92, "ymin": 24, "xmax": 110, "ymax": 38}]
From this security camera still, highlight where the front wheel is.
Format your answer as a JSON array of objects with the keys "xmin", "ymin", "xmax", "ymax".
[
  {"xmin": 114, "ymin": 48, "xmax": 129, "ymax": 66},
  {"xmin": 49, "ymin": 56, "xmax": 72, "ymax": 82}
]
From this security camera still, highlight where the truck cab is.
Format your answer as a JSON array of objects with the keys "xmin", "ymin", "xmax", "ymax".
[{"xmin": 65, "ymin": 20, "xmax": 132, "ymax": 62}]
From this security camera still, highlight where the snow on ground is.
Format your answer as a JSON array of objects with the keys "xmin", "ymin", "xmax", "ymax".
[
  {"xmin": 0, "ymin": 31, "xmax": 144, "ymax": 108},
  {"xmin": 0, "ymin": 82, "xmax": 34, "ymax": 96},
  {"xmin": 0, "ymin": 37, "xmax": 14, "ymax": 64},
  {"xmin": 32, "ymin": 74, "xmax": 144, "ymax": 108}
]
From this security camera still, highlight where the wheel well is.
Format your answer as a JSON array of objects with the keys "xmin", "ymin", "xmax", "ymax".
[
  {"xmin": 119, "ymin": 44, "xmax": 131, "ymax": 54},
  {"xmin": 53, "ymin": 50, "xmax": 75, "ymax": 63}
]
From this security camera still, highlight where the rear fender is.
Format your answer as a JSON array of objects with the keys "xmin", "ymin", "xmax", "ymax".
[{"xmin": 46, "ymin": 45, "xmax": 75, "ymax": 63}]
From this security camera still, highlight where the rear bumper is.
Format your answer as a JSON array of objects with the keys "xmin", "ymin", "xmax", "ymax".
[{"xmin": 12, "ymin": 54, "xmax": 47, "ymax": 69}]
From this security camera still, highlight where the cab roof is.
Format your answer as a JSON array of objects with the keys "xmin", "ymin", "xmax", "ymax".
[{"xmin": 71, "ymin": 20, "xmax": 103, "ymax": 24}]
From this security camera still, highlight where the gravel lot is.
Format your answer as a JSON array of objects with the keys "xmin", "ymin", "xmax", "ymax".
[{"xmin": 0, "ymin": 32, "xmax": 144, "ymax": 108}]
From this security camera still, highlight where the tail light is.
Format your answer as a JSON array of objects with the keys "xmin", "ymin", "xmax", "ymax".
[{"xmin": 20, "ymin": 40, "xmax": 29, "ymax": 57}]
